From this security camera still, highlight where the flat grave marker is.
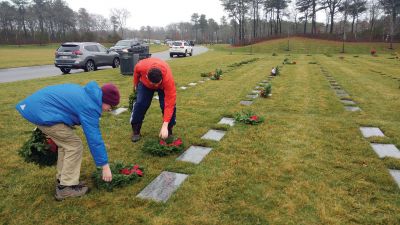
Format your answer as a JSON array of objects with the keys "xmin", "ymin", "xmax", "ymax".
[
  {"xmin": 359, "ymin": 127, "xmax": 385, "ymax": 138},
  {"xmin": 110, "ymin": 108, "xmax": 128, "ymax": 116},
  {"xmin": 201, "ymin": 129, "xmax": 226, "ymax": 141},
  {"xmin": 389, "ymin": 170, "xmax": 400, "ymax": 188},
  {"xmin": 335, "ymin": 90, "xmax": 348, "ymax": 95},
  {"xmin": 344, "ymin": 106, "xmax": 361, "ymax": 111},
  {"xmin": 246, "ymin": 94, "xmax": 258, "ymax": 99},
  {"xmin": 136, "ymin": 171, "xmax": 188, "ymax": 203},
  {"xmin": 337, "ymin": 93, "xmax": 350, "ymax": 98},
  {"xmin": 240, "ymin": 100, "xmax": 253, "ymax": 106},
  {"xmin": 218, "ymin": 117, "xmax": 235, "ymax": 126},
  {"xmin": 370, "ymin": 144, "xmax": 400, "ymax": 159},
  {"xmin": 177, "ymin": 146, "xmax": 213, "ymax": 164},
  {"xmin": 340, "ymin": 99, "xmax": 356, "ymax": 105}
]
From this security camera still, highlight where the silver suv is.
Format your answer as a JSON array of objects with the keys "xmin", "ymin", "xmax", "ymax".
[{"xmin": 54, "ymin": 42, "xmax": 120, "ymax": 74}]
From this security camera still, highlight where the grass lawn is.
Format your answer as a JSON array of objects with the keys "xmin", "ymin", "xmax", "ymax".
[
  {"xmin": 0, "ymin": 43, "xmax": 169, "ymax": 69},
  {"xmin": 0, "ymin": 38, "xmax": 399, "ymax": 224}
]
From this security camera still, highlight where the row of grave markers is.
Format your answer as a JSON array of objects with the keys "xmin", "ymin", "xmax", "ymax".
[
  {"xmin": 320, "ymin": 66, "xmax": 361, "ymax": 112},
  {"xmin": 319, "ymin": 65, "xmax": 400, "ymax": 188},
  {"xmin": 360, "ymin": 127, "xmax": 400, "ymax": 188},
  {"xmin": 136, "ymin": 65, "xmax": 279, "ymax": 202},
  {"xmin": 110, "ymin": 77, "xmax": 213, "ymax": 116}
]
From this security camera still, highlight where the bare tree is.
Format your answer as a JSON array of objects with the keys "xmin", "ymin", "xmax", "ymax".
[
  {"xmin": 323, "ymin": 0, "xmax": 343, "ymax": 33},
  {"xmin": 379, "ymin": 0, "xmax": 400, "ymax": 49},
  {"xmin": 110, "ymin": 8, "xmax": 131, "ymax": 38},
  {"xmin": 191, "ymin": 13, "xmax": 199, "ymax": 41},
  {"xmin": 221, "ymin": 0, "xmax": 250, "ymax": 44}
]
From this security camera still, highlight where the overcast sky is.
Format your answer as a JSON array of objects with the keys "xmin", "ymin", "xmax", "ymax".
[{"xmin": 66, "ymin": 0, "xmax": 228, "ymax": 30}]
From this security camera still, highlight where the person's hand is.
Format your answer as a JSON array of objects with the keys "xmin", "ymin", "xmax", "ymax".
[
  {"xmin": 159, "ymin": 122, "xmax": 169, "ymax": 139},
  {"xmin": 102, "ymin": 164, "xmax": 112, "ymax": 182}
]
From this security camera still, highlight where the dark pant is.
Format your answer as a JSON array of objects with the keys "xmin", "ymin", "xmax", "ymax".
[{"xmin": 130, "ymin": 82, "xmax": 176, "ymax": 129}]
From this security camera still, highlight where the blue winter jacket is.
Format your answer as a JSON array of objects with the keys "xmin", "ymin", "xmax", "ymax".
[{"xmin": 16, "ymin": 81, "xmax": 108, "ymax": 166}]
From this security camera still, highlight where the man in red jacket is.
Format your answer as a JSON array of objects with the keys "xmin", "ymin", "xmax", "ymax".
[{"xmin": 130, "ymin": 58, "xmax": 176, "ymax": 142}]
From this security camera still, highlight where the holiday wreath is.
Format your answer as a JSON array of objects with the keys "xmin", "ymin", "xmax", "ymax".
[
  {"xmin": 92, "ymin": 161, "xmax": 144, "ymax": 191},
  {"xmin": 18, "ymin": 128, "xmax": 58, "ymax": 166},
  {"xmin": 142, "ymin": 136, "xmax": 184, "ymax": 156},
  {"xmin": 234, "ymin": 111, "xmax": 264, "ymax": 125},
  {"xmin": 128, "ymin": 91, "xmax": 137, "ymax": 112}
]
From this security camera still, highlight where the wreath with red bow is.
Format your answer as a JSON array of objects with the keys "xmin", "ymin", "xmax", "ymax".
[
  {"xmin": 18, "ymin": 128, "xmax": 58, "ymax": 166},
  {"xmin": 142, "ymin": 137, "xmax": 185, "ymax": 156},
  {"xmin": 234, "ymin": 111, "xmax": 264, "ymax": 125},
  {"xmin": 92, "ymin": 161, "xmax": 144, "ymax": 191}
]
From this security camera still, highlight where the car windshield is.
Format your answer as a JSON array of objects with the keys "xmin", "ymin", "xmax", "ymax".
[
  {"xmin": 115, "ymin": 40, "xmax": 132, "ymax": 46},
  {"xmin": 58, "ymin": 45, "xmax": 79, "ymax": 52},
  {"xmin": 173, "ymin": 42, "xmax": 183, "ymax": 46}
]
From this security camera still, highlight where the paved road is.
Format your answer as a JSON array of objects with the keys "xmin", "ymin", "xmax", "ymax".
[{"xmin": 0, "ymin": 46, "xmax": 208, "ymax": 83}]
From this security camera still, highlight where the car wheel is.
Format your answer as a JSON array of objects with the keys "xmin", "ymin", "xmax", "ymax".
[
  {"xmin": 60, "ymin": 68, "xmax": 71, "ymax": 74},
  {"xmin": 184, "ymin": 50, "xmax": 187, "ymax": 57},
  {"xmin": 112, "ymin": 58, "xmax": 120, "ymax": 68},
  {"xmin": 84, "ymin": 60, "xmax": 95, "ymax": 72},
  {"xmin": 189, "ymin": 50, "xmax": 193, "ymax": 56},
  {"xmin": 170, "ymin": 53, "xmax": 174, "ymax": 58}
]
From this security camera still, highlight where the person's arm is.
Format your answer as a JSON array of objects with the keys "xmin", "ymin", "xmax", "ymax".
[
  {"xmin": 159, "ymin": 76, "xmax": 176, "ymax": 139},
  {"xmin": 79, "ymin": 111, "xmax": 112, "ymax": 182},
  {"xmin": 133, "ymin": 63, "xmax": 142, "ymax": 91}
]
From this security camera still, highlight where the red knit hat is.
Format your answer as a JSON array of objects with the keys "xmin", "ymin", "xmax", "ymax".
[{"xmin": 101, "ymin": 83, "xmax": 120, "ymax": 106}]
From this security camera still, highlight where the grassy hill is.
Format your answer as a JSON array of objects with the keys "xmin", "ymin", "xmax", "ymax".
[{"xmin": 212, "ymin": 37, "xmax": 400, "ymax": 54}]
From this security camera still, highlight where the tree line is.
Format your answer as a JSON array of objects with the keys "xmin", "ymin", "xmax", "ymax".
[
  {"xmin": 0, "ymin": 0, "xmax": 399, "ymax": 46},
  {"xmin": 222, "ymin": 0, "xmax": 399, "ymax": 47}
]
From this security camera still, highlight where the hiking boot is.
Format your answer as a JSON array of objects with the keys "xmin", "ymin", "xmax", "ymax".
[
  {"xmin": 131, "ymin": 134, "xmax": 141, "ymax": 142},
  {"xmin": 131, "ymin": 123, "xmax": 142, "ymax": 142},
  {"xmin": 55, "ymin": 184, "xmax": 89, "ymax": 201}
]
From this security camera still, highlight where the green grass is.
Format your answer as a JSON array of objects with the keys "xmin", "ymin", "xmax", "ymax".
[
  {"xmin": 212, "ymin": 37, "xmax": 400, "ymax": 55},
  {"xmin": 0, "ymin": 38, "xmax": 399, "ymax": 224},
  {"xmin": 0, "ymin": 43, "xmax": 169, "ymax": 69}
]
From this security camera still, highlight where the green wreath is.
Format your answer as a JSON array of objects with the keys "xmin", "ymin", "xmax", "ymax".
[
  {"xmin": 234, "ymin": 111, "xmax": 264, "ymax": 125},
  {"xmin": 18, "ymin": 128, "xmax": 58, "ymax": 166},
  {"xmin": 92, "ymin": 161, "xmax": 144, "ymax": 191},
  {"xmin": 128, "ymin": 91, "xmax": 137, "ymax": 112},
  {"xmin": 142, "ymin": 137, "xmax": 185, "ymax": 157}
]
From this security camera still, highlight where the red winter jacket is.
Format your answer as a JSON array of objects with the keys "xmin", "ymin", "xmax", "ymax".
[{"xmin": 133, "ymin": 58, "xmax": 176, "ymax": 123}]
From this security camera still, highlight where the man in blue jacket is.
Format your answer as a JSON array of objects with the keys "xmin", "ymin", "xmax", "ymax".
[{"xmin": 16, "ymin": 81, "xmax": 120, "ymax": 200}]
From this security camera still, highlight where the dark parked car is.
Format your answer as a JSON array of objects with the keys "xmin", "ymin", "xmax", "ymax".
[
  {"xmin": 109, "ymin": 39, "xmax": 150, "ymax": 57},
  {"xmin": 54, "ymin": 42, "xmax": 120, "ymax": 74}
]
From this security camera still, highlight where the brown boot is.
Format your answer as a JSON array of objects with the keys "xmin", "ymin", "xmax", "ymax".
[
  {"xmin": 55, "ymin": 184, "xmax": 89, "ymax": 201},
  {"xmin": 131, "ymin": 123, "xmax": 142, "ymax": 142}
]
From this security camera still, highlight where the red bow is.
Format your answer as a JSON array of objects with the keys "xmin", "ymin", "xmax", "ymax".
[
  {"xmin": 159, "ymin": 138, "xmax": 183, "ymax": 147},
  {"xmin": 120, "ymin": 165, "xmax": 143, "ymax": 176},
  {"xmin": 249, "ymin": 115, "xmax": 259, "ymax": 121},
  {"xmin": 46, "ymin": 138, "xmax": 58, "ymax": 153}
]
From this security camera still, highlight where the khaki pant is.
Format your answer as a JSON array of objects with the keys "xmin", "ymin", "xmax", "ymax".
[{"xmin": 37, "ymin": 124, "xmax": 83, "ymax": 186}]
